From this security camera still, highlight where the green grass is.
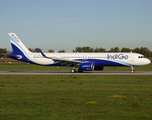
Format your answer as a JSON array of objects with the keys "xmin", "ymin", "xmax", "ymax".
[
  {"xmin": 0, "ymin": 62, "xmax": 71, "ymax": 71},
  {"xmin": 0, "ymin": 62, "xmax": 152, "ymax": 71},
  {"xmin": 0, "ymin": 75, "xmax": 152, "ymax": 120}
]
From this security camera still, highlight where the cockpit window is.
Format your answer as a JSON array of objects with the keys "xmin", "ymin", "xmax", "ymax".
[{"xmin": 138, "ymin": 56, "xmax": 145, "ymax": 58}]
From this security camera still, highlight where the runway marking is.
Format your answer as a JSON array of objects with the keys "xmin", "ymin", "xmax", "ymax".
[{"xmin": 0, "ymin": 71, "xmax": 152, "ymax": 75}]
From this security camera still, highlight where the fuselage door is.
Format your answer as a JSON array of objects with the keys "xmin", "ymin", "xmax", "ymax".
[
  {"xmin": 58, "ymin": 55, "xmax": 62, "ymax": 58},
  {"xmin": 130, "ymin": 53, "xmax": 134, "ymax": 62}
]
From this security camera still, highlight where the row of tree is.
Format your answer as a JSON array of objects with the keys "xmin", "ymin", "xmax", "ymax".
[
  {"xmin": 0, "ymin": 48, "xmax": 8, "ymax": 58},
  {"xmin": 28, "ymin": 48, "xmax": 65, "ymax": 53},
  {"xmin": 28, "ymin": 47, "xmax": 152, "ymax": 57},
  {"xmin": 0, "ymin": 47, "xmax": 152, "ymax": 58},
  {"xmin": 72, "ymin": 47, "xmax": 152, "ymax": 57}
]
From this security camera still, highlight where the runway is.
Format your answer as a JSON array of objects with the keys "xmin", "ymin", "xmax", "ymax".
[{"xmin": 0, "ymin": 71, "xmax": 152, "ymax": 75}]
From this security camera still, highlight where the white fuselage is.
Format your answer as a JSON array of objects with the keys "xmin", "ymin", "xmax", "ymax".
[{"xmin": 27, "ymin": 52, "xmax": 150, "ymax": 66}]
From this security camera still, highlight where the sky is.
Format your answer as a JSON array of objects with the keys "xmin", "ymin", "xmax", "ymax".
[{"xmin": 0, "ymin": 0, "xmax": 152, "ymax": 52}]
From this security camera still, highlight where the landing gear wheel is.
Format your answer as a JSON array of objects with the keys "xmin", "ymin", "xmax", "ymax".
[
  {"xmin": 131, "ymin": 70, "xmax": 135, "ymax": 73},
  {"xmin": 70, "ymin": 69, "xmax": 76, "ymax": 73}
]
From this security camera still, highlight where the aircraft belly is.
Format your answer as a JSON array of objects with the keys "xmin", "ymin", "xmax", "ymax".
[{"xmin": 31, "ymin": 59, "xmax": 54, "ymax": 65}]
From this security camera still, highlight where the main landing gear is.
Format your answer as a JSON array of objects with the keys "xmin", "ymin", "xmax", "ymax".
[
  {"xmin": 70, "ymin": 67, "xmax": 83, "ymax": 73},
  {"xmin": 70, "ymin": 66, "xmax": 76, "ymax": 73},
  {"xmin": 70, "ymin": 69, "xmax": 76, "ymax": 73},
  {"xmin": 131, "ymin": 66, "xmax": 135, "ymax": 73}
]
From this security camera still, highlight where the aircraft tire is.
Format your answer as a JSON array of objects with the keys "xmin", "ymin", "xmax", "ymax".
[
  {"xmin": 131, "ymin": 70, "xmax": 135, "ymax": 73},
  {"xmin": 70, "ymin": 69, "xmax": 75, "ymax": 73}
]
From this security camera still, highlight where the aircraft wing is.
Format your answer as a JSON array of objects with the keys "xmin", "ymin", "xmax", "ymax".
[
  {"xmin": 52, "ymin": 58, "xmax": 81, "ymax": 66},
  {"xmin": 39, "ymin": 49, "xmax": 82, "ymax": 66}
]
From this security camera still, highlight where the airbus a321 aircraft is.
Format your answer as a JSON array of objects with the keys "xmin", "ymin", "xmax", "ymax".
[{"xmin": 7, "ymin": 33, "xmax": 151, "ymax": 73}]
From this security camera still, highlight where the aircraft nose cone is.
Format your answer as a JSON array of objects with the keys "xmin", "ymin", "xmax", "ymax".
[
  {"xmin": 146, "ymin": 58, "xmax": 151, "ymax": 65},
  {"xmin": 147, "ymin": 59, "xmax": 151, "ymax": 64}
]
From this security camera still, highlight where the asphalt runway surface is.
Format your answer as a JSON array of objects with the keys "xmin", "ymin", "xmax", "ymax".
[{"xmin": 0, "ymin": 71, "xmax": 152, "ymax": 75}]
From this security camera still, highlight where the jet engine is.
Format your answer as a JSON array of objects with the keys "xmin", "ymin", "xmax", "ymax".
[{"xmin": 80, "ymin": 62, "xmax": 94, "ymax": 71}]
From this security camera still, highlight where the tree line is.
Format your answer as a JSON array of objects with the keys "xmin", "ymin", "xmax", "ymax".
[
  {"xmin": 72, "ymin": 47, "xmax": 152, "ymax": 57},
  {"xmin": 73, "ymin": 47, "xmax": 152, "ymax": 57},
  {"xmin": 28, "ymin": 48, "xmax": 65, "ymax": 53},
  {"xmin": 0, "ymin": 47, "xmax": 152, "ymax": 58}
]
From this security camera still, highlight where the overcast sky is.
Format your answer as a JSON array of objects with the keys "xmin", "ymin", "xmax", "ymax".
[{"xmin": 1, "ymin": 0, "xmax": 152, "ymax": 52}]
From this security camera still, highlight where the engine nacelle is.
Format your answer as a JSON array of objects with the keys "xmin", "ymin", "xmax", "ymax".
[
  {"xmin": 94, "ymin": 65, "xmax": 104, "ymax": 70},
  {"xmin": 80, "ymin": 62, "xmax": 94, "ymax": 71}
]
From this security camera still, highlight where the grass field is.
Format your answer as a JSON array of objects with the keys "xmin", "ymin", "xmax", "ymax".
[{"xmin": 0, "ymin": 75, "xmax": 152, "ymax": 120}]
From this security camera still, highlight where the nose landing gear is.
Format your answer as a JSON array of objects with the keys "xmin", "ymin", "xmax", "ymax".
[{"xmin": 131, "ymin": 66, "xmax": 135, "ymax": 73}]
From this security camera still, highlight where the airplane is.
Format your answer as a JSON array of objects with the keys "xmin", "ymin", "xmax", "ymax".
[{"xmin": 7, "ymin": 33, "xmax": 151, "ymax": 73}]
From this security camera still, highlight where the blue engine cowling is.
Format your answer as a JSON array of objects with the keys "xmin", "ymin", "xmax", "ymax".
[{"xmin": 80, "ymin": 62, "xmax": 94, "ymax": 71}]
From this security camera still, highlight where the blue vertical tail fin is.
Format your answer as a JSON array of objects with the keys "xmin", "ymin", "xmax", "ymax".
[
  {"xmin": 7, "ymin": 33, "xmax": 32, "ymax": 62},
  {"xmin": 8, "ymin": 33, "xmax": 31, "ymax": 54}
]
